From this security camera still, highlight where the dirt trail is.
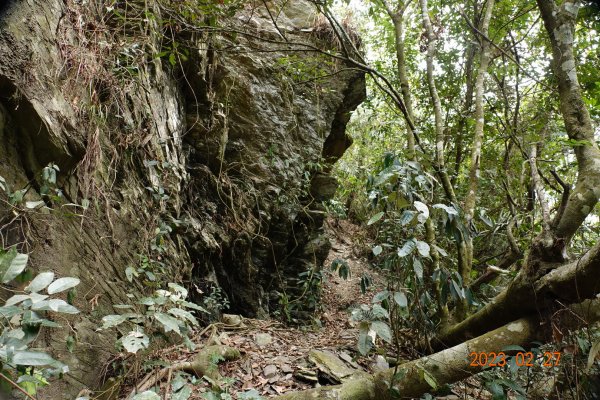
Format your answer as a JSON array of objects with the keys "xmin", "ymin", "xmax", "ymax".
[
  {"xmin": 136, "ymin": 219, "xmax": 384, "ymax": 398},
  {"xmin": 215, "ymin": 219, "xmax": 384, "ymax": 397}
]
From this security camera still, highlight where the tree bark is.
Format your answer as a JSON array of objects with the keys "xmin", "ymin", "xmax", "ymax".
[{"xmin": 379, "ymin": 0, "xmax": 417, "ymax": 161}]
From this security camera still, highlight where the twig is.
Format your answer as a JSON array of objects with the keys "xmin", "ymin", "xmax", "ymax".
[
  {"xmin": 550, "ymin": 169, "xmax": 571, "ymax": 228},
  {"xmin": 0, "ymin": 372, "xmax": 37, "ymax": 400},
  {"xmin": 260, "ymin": 0, "xmax": 287, "ymax": 41},
  {"xmin": 459, "ymin": 9, "xmax": 551, "ymax": 90}
]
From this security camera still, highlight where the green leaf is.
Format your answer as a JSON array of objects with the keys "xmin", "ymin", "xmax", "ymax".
[
  {"xmin": 168, "ymin": 308, "xmax": 198, "ymax": 326},
  {"xmin": 0, "ymin": 305, "xmax": 23, "ymax": 318},
  {"xmin": 168, "ymin": 282, "xmax": 188, "ymax": 298},
  {"xmin": 372, "ymin": 290, "xmax": 389, "ymax": 303},
  {"xmin": 587, "ymin": 340, "xmax": 600, "ymax": 370},
  {"xmin": 25, "ymin": 200, "xmax": 45, "ymax": 209},
  {"xmin": 432, "ymin": 244, "xmax": 448, "ymax": 257},
  {"xmin": 413, "ymin": 258, "xmax": 423, "ymax": 280},
  {"xmin": 172, "ymin": 385, "xmax": 192, "ymax": 400},
  {"xmin": 358, "ymin": 321, "xmax": 373, "ymax": 355},
  {"xmin": 399, "ymin": 210, "xmax": 416, "ymax": 226},
  {"xmin": 9, "ymin": 189, "xmax": 26, "ymax": 204},
  {"xmin": 25, "ymin": 272, "xmax": 55, "ymax": 293},
  {"xmin": 360, "ymin": 274, "xmax": 372, "ymax": 294},
  {"xmin": 121, "ymin": 330, "xmax": 150, "ymax": 354},
  {"xmin": 479, "ymin": 210, "xmax": 494, "ymax": 227},
  {"xmin": 12, "ymin": 351, "xmax": 56, "ymax": 366},
  {"xmin": 397, "ymin": 240, "xmax": 415, "ymax": 257},
  {"xmin": 48, "ymin": 299, "xmax": 79, "ymax": 314},
  {"xmin": 131, "ymin": 391, "xmax": 161, "ymax": 400},
  {"xmin": 486, "ymin": 380, "xmax": 505, "ymax": 399},
  {"xmin": 421, "ymin": 368, "xmax": 437, "ymax": 389},
  {"xmin": 171, "ymin": 374, "xmax": 188, "ymax": 392},
  {"xmin": 125, "ymin": 266, "xmax": 136, "ymax": 282},
  {"xmin": 372, "ymin": 245, "xmax": 382, "ymax": 256},
  {"xmin": 3, "ymin": 252, "xmax": 28, "ymax": 283},
  {"xmin": 139, "ymin": 297, "xmax": 156, "ymax": 306},
  {"xmin": 371, "ymin": 304, "xmax": 389, "ymax": 319},
  {"xmin": 367, "ymin": 211, "xmax": 384, "ymax": 225},
  {"xmin": 393, "ymin": 291, "xmax": 408, "ymax": 307},
  {"xmin": 415, "ymin": 241, "xmax": 430, "ymax": 257},
  {"xmin": 451, "ymin": 280, "xmax": 464, "ymax": 299},
  {"xmin": 238, "ymin": 389, "xmax": 263, "ymax": 400},
  {"xmin": 100, "ymin": 314, "xmax": 128, "ymax": 329},
  {"xmin": 155, "ymin": 312, "xmax": 181, "ymax": 334},
  {"xmin": 180, "ymin": 301, "xmax": 208, "ymax": 312},
  {"xmin": 5, "ymin": 294, "xmax": 33, "ymax": 306},
  {"xmin": 433, "ymin": 203, "xmax": 458, "ymax": 216},
  {"xmin": 371, "ymin": 321, "xmax": 392, "ymax": 343},
  {"xmin": 47, "ymin": 277, "xmax": 80, "ymax": 294},
  {"xmin": 414, "ymin": 201, "xmax": 429, "ymax": 220}
]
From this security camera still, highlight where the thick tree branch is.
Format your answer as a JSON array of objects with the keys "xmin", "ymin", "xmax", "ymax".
[{"xmin": 434, "ymin": 240, "xmax": 600, "ymax": 349}]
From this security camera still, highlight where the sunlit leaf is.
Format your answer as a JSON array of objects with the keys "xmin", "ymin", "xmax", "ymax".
[
  {"xmin": 13, "ymin": 351, "xmax": 56, "ymax": 366},
  {"xmin": 394, "ymin": 291, "xmax": 408, "ymax": 307},
  {"xmin": 415, "ymin": 241, "xmax": 430, "ymax": 257},
  {"xmin": 367, "ymin": 211, "xmax": 385, "ymax": 225},
  {"xmin": 372, "ymin": 245, "xmax": 382, "ymax": 256},
  {"xmin": 25, "ymin": 272, "xmax": 55, "ymax": 293},
  {"xmin": 155, "ymin": 312, "xmax": 181, "ymax": 334},
  {"xmin": 371, "ymin": 321, "xmax": 392, "ymax": 343},
  {"xmin": 47, "ymin": 277, "xmax": 80, "ymax": 294},
  {"xmin": 121, "ymin": 330, "xmax": 150, "ymax": 354},
  {"xmin": 3, "ymin": 252, "xmax": 28, "ymax": 283}
]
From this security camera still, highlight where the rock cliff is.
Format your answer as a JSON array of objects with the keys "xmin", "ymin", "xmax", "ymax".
[{"xmin": 0, "ymin": 0, "xmax": 364, "ymax": 394}]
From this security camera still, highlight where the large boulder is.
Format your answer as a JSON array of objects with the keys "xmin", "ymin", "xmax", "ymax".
[{"xmin": 0, "ymin": 0, "xmax": 365, "ymax": 395}]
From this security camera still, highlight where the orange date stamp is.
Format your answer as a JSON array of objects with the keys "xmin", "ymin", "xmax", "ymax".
[{"xmin": 469, "ymin": 351, "xmax": 561, "ymax": 367}]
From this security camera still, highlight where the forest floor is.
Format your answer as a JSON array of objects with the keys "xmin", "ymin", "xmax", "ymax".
[{"xmin": 125, "ymin": 219, "xmax": 485, "ymax": 399}]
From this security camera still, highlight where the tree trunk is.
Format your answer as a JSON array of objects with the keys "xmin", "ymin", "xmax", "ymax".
[
  {"xmin": 380, "ymin": 0, "xmax": 417, "ymax": 161},
  {"xmin": 535, "ymin": 0, "xmax": 600, "ymax": 248},
  {"xmin": 462, "ymin": 0, "xmax": 495, "ymax": 291}
]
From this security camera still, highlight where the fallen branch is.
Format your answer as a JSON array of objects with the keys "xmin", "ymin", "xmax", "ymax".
[{"xmin": 128, "ymin": 345, "xmax": 241, "ymax": 397}]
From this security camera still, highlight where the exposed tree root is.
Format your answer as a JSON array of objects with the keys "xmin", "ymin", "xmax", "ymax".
[{"xmin": 128, "ymin": 345, "xmax": 241, "ymax": 397}]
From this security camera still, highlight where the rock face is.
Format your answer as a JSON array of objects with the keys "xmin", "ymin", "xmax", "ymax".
[{"xmin": 0, "ymin": 0, "xmax": 364, "ymax": 395}]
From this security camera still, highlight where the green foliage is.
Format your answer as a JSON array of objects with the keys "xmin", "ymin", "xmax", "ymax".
[
  {"xmin": 0, "ymin": 247, "xmax": 80, "ymax": 396},
  {"xmin": 99, "ymin": 282, "xmax": 207, "ymax": 354},
  {"xmin": 351, "ymin": 300, "xmax": 392, "ymax": 355},
  {"xmin": 201, "ymin": 285, "xmax": 230, "ymax": 322},
  {"xmin": 330, "ymin": 258, "xmax": 351, "ymax": 280},
  {"xmin": 275, "ymin": 54, "xmax": 335, "ymax": 85}
]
